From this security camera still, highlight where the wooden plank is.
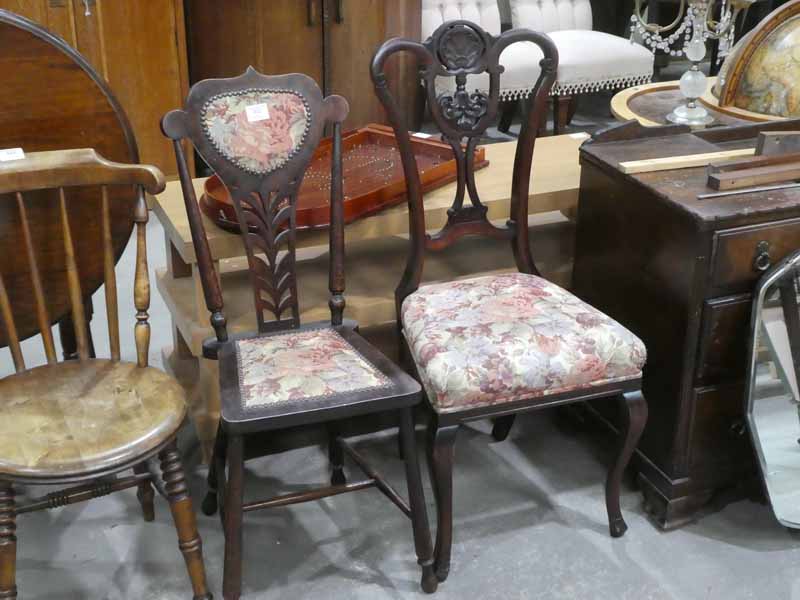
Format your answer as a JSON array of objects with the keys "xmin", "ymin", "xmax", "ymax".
[
  {"xmin": 756, "ymin": 131, "xmax": 800, "ymax": 156},
  {"xmin": 619, "ymin": 148, "xmax": 756, "ymax": 174},
  {"xmin": 707, "ymin": 151, "xmax": 800, "ymax": 174},
  {"xmin": 708, "ymin": 162, "xmax": 800, "ymax": 191}
]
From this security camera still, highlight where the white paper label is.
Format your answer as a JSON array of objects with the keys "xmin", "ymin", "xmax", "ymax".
[
  {"xmin": 569, "ymin": 132, "xmax": 590, "ymax": 140},
  {"xmin": 245, "ymin": 103, "xmax": 270, "ymax": 122},
  {"xmin": 413, "ymin": 132, "xmax": 433, "ymax": 139},
  {"xmin": 0, "ymin": 147, "xmax": 25, "ymax": 162}
]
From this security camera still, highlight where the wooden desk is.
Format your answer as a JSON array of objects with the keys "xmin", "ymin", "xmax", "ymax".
[
  {"xmin": 152, "ymin": 134, "xmax": 587, "ymax": 457},
  {"xmin": 573, "ymin": 121, "xmax": 800, "ymax": 529}
]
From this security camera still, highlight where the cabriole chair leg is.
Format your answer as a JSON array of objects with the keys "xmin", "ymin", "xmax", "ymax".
[
  {"xmin": 159, "ymin": 443, "xmax": 213, "ymax": 600},
  {"xmin": 426, "ymin": 418, "xmax": 459, "ymax": 583},
  {"xmin": 606, "ymin": 390, "xmax": 648, "ymax": 538},
  {"xmin": 223, "ymin": 434, "xmax": 245, "ymax": 600},
  {"xmin": 0, "ymin": 483, "xmax": 16, "ymax": 599}
]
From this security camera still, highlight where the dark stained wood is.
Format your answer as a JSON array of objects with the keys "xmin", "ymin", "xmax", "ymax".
[
  {"xmin": 0, "ymin": 150, "xmax": 211, "ymax": 598},
  {"xmin": 0, "ymin": 10, "xmax": 137, "ymax": 347},
  {"xmin": 696, "ymin": 295, "xmax": 751, "ymax": 384},
  {"xmin": 200, "ymin": 123, "xmax": 489, "ymax": 231},
  {"xmin": 373, "ymin": 20, "xmax": 648, "ymax": 583},
  {"xmin": 165, "ymin": 66, "xmax": 436, "ymax": 596},
  {"xmin": 185, "ymin": 0, "xmax": 421, "ymax": 131},
  {"xmin": 711, "ymin": 218, "xmax": 800, "ymax": 294},
  {"xmin": 574, "ymin": 119, "xmax": 800, "ymax": 529}
]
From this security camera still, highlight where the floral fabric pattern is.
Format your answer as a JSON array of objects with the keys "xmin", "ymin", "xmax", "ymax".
[
  {"xmin": 235, "ymin": 328, "xmax": 390, "ymax": 408},
  {"xmin": 202, "ymin": 90, "xmax": 309, "ymax": 174},
  {"xmin": 401, "ymin": 273, "xmax": 646, "ymax": 413}
]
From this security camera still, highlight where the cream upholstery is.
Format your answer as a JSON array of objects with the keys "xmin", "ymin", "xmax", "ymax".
[
  {"xmin": 511, "ymin": 0, "xmax": 592, "ymax": 32},
  {"xmin": 421, "ymin": 0, "xmax": 653, "ymax": 100},
  {"xmin": 510, "ymin": 0, "xmax": 653, "ymax": 95}
]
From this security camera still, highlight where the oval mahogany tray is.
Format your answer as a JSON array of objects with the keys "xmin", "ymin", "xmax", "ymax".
[{"xmin": 200, "ymin": 123, "xmax": 488, "ymax": 231}]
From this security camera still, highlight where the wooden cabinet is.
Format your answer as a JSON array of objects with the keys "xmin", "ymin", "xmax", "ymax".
[
  {"xmin": 185, "ymin": 0, "xmax": 421, "ymax": 130},
  {"xmin": 572, "ymin": 123, "xmax": 800, "ymax": 529},
  {"xmin": 0, "ymin": 0, "xmax": 190, "ymax": 176}
]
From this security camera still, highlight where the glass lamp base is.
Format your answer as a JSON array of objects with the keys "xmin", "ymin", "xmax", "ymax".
[{"xmin": 666, "ymin": 102, "xmax": 715, "ymax": 127}]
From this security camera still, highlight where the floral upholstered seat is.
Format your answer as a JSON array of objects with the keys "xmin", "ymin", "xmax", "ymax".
[
  {"xmin": 401, "ymin": 273, "xmax": 646, "ymax": 413},
  {"xmin": 232, "ymin": 328, "xmax": 392, "ymax": 410}
]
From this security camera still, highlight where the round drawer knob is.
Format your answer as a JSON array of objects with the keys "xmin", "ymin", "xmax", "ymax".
[{"xmin": 753, "ymin": 241, "xmax": 772, "ymax": 272}]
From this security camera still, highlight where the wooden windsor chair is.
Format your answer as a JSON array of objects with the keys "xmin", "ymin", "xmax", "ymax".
[
  {"xmin": 0, "ymin": 149, "xmax": 212, "ymax": 598},
  {"xmin": 162, "ymin": 67, "xmax": 437, "ymax": 599},
  {"xmin": 372, "ymin": 20, "xmax": 650, "ymax": 585}
]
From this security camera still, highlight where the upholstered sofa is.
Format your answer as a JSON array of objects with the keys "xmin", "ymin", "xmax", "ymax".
[{"xmin": 421, "ymin": 0, "xmax": 654, "ymax": 133}]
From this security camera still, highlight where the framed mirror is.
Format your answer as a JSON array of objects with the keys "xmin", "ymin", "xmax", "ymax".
[{"xmin": 745, "ymin": 248, "xmax": 800, "ymax": 528}]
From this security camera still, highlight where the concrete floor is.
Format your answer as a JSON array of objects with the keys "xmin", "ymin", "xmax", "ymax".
[{"xmin": 6, "ymin": 88, "xmax": 800, "ymax": 598}]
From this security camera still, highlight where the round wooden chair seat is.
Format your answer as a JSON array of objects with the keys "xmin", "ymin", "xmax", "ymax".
[{"xmin": 0, "ymin": 359, "xmax": 187, "ymax": 479}]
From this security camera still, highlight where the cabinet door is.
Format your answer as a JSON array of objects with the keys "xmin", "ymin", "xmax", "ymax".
[
  {"xmin": 186, "ymin": 0, "xmax": 324, "ymax": 86},
  {"xmin": 328, "ymin": 0, "xmax": 420, "ymax": 129},
  {"xmin": 97, "ymin": 0, "xmax": 190, "ymax": 176}
]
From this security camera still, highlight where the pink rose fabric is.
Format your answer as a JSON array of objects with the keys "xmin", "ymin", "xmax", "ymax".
[
  {"xmin": 235, "ymin": 328, "xmax": 390, "ymax": 408},
  {"xmin": 203, "ymin": 90, "xmax": 309, "ymax": 174},
  {"xmin": 401, "ymin": 273, "xmax": 646, "ymax": 413}
]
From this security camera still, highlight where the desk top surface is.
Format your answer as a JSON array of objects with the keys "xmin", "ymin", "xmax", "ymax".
[
  {"xmin": 153, "ymin": 133, "xmax": 587, "ymax": 264},
  {"xmin": 581, "ymin": 125, "xmax": 800, "ymax": 230}
]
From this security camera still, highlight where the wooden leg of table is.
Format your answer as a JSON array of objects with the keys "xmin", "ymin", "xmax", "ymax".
[{"xmin": 167, "ymin": 235, "xmax": 192, "ymax": 279}]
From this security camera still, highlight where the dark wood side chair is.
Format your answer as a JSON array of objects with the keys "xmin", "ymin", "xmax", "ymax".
[
  {"xmin": 162, "ymin": 67, "xmax": 437, "ymax": 599},
  {"xmin": 372, "ymin": 20, "xmax": 649, "ymax": 584},
  {"xmin": 0, "ymin": 149, "xmax": 212, "ymax": 599}
]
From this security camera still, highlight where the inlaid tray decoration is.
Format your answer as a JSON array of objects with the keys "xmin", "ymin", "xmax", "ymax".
[{"xmin": 200, "ymin": 123, "xmax": 489, "ymax": 231}]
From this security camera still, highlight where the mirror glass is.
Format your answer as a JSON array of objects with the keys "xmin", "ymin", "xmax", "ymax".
[{"xmin": 747, "ymin": 250, "xmax": 800, "ymax": 528}]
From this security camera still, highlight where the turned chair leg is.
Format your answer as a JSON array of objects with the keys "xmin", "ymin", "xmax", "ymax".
[
  {"xmin": 553, "ymin": 95, "xmax": 572, "ymax": 136},
  {"xmin": 203, "ymin": 425, "xmax": 227, "ymax": 517},
  {"xmin": 491, "ymin": 415, "xmax": 516, "ymax": 442},
  {"xmin": 426, "ymin": 418, "xmax": 459, "ymax": 584},
  {"xmin": 327, "ymin": 423, "xmax": 346, "ymax": 486},
  {"xmin": 400, "ymin": 407, "xmax": 437, "ymax": 593},
  {"xmin": 0, "ymin": 483, "xmax": 16, "ymax": 599},
  {"xmin": 223, "ymin": 434, "xmax": 245, "ymax": 600},
  {"xmin": 133, "ymin": 462, "xmax": 155, "ymax": 522},
  {"xmin": 606, "ymin": 390, "xmax": 648, "ymax": 538},
  {"xmin": 158, "ymin": 442, "xmax": 212, "ymax": 600}
]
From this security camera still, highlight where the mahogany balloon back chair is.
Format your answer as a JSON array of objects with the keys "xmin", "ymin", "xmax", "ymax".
[
  {"xmin": 372, "ymin": 20, "xmax": 649, "ymax": 584},
  {"xmin": 162, "ymin": 67, "xmax": 438, "ymax": 598},
  {"xmin": 0, "ymin": 149, "xmax": 211, "ymax": 599}
]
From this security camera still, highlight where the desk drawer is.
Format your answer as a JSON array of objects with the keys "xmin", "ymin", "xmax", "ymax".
[
  {"xmin": 711, "ymin": 218, "xmax": 800, "ymax": 295},
  {"xmin": 696, "ymin": 295, "xmax": 750, "ymax": 384}
]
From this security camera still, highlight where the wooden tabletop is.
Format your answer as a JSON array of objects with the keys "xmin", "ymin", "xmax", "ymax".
[
  {"xmin": 611, "ymin": 79, "xmax": 782, "ymax": 128},
  {"xmin": 152, "ymin": 134, "xmax": 589, "ymax": 264}
]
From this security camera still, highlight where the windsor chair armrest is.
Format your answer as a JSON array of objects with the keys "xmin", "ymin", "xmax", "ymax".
[{"xmin": 0, "ymin": 148, "xmax": 165, "ymax": 196}]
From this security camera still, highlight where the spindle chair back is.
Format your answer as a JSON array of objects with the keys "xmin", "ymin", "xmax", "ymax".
[{"xmin": 0, "ymin": 148, "xmax": 212, "ymax": 599}]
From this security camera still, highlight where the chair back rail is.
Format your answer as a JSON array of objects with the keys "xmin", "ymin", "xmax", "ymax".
[
  {"xmin": 162, "ymin": 68, "xmax": 349, "ymax": 355},
  {"xmin": 0, "ymin": 149, "xmax": 165, "ymax": 372},
  {"xmin": 371, "ymin": 20, "xmax": 558, "ymax": 309}
]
